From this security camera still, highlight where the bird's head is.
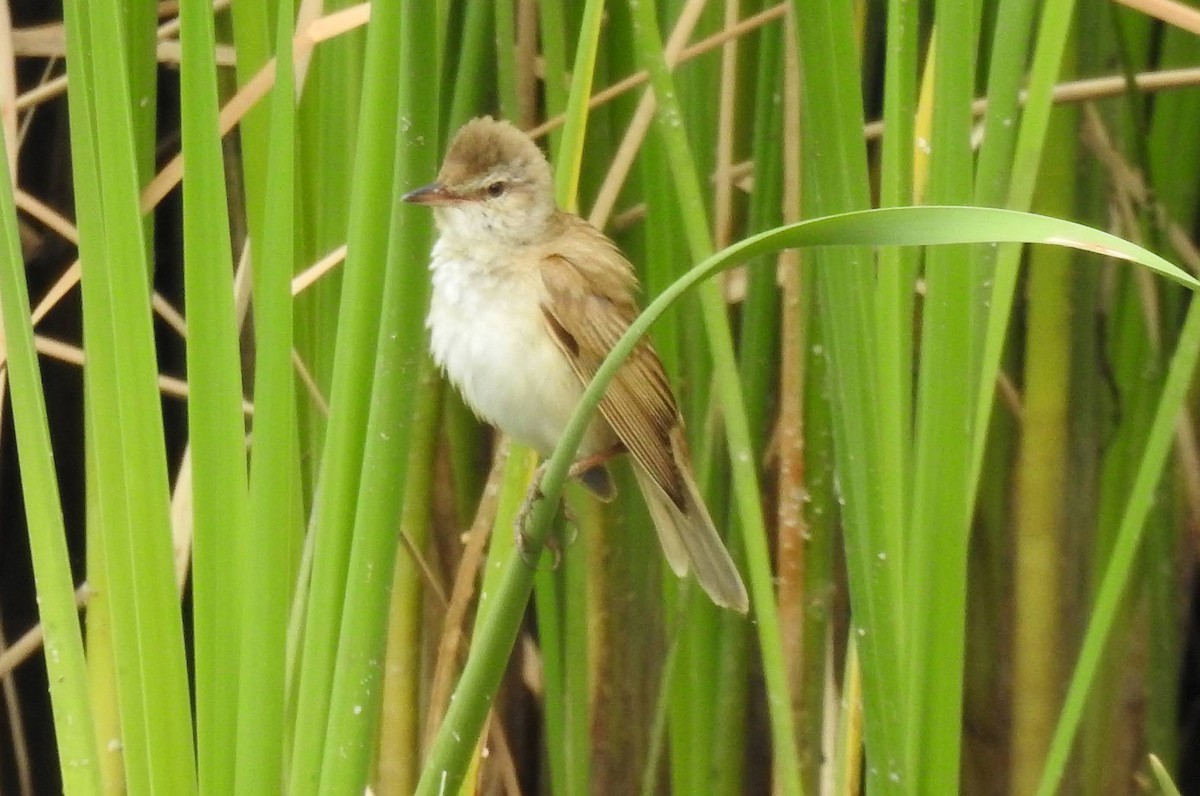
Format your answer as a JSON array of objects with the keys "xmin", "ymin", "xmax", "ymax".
[{"xmin": 403, "ymin": 116, "xmax": 556, "ymax": 245}]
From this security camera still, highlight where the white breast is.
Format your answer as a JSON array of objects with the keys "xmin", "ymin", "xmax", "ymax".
[{"xmin": 426, "ymin": 239, "xmax": 606, "ymax": 457}]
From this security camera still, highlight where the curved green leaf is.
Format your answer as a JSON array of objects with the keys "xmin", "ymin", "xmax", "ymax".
[{"xmin": 415, "ymin": 204, "xmax": 1192, "ymax": 794}]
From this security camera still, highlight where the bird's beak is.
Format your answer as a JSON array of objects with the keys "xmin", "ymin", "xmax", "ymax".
[{"xmin": 402, "ymin": 182, "xmax": 461, "ymax": 206}]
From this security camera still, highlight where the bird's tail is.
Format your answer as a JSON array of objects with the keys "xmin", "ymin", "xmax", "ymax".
[{"xmin": 632, "ymin": 432, "xmax": 749, "ymax": 613}]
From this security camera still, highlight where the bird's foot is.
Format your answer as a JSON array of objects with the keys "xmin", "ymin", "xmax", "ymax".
[
  {"xmin": 513, "ymin": 461, "xmax": 581, "ymax": 570},
  {"xmin": 514, "ymin": 462, "xmax": 548, "ymax": 565}
]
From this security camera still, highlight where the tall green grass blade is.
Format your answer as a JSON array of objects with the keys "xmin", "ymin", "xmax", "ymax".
[
  {"xmin": 415, "ymin": 498, "xmax": 558, "ymax": 794},
  {"xmin": 1008, "ymin": 103, "xmax": 1076, "ymax": 796},
  {"xmin": 1036, "ymin": 269, "xmax": 1200, "ymax": 796},
  {"xmin": 122, "ymin": 0, "xmax": 156, "ymax": 244},
  {"xmin": 554, "ymin": 0, "xmax": 605, "ymax": 212},
  {"xmin": 789, "ymin": 0, "xmax": 904, "ymax": 787},
  {"xmin": 904, "ymin": 5, "xmax": 980, "ymax": 791},
  {"xmin": 178, "ymin": 0, "xmax": 253, "ymax": 791},
  {"xmin": 287, "ymin": 0, "xmax": 409, "ymax": 786},
  {"xmin": 314, "ymin": 2, "xmax": 440, "ymax": 791},
  {"xmin": 1081, "ymin": 260, "xmax": 1163, "ymax": 790},
  {"xmin": 526, "ymin": 8, "xmax": 600, "ymax": 794},
  {"xmin": 740, "ymin": 8, "xmax": 784, "ymax": 475},
  {"xmin": 533, "ymin": 556, "xmax": 570, "ymax": 795},
  {"xmin": 1143, "ymin": 27, "xmax": 1200, "ymax": 773},
  {"xmin": 1148, "ymin": 30, "xmax": 1200, "ymax": 222},
  {"xmin": 228, "ymin": 0, "xmax": 272, "ymax": 249},
  {"xmin": 635, "ymin": 128, "xmax": 706, "ymax": 796},
  {"xmin": 85, "ymin": 499, "xmax": 123, "ymax": 792},
  {"xmin": 538, "ymin": 1, "xmax": 569, "ymax": 155},
  {"xmin": 798, "ymin": 278, "xmax": 837, "ymax": 792},
  {"xmin": 375, "ymin": 362, "xmax": 441, "ymax": 796},
  {"xmin": 64, "ymin": 0, "xmax": 197, "ymax": 791},
  {"xmin": 444, "ymin": 2, "xmax": 493, "ymax": 131},
  {"xmin": 961, "ymin": 7, "xmax": 1079, "ymax": 773},
  {"xmin": 875, "ymin": 0, "xmax": 920, "ymax": 558},
  {"xmin": 235, "ymin": 3, "xmax": 301, "ymax": 793},
  {"xmin": 624, "ymin": 5, "xmax": 802, "ymax": 792},
  {"xmin": 0, "ymin": 131, "xmax": 101, "ymax": 796},
  {"xmin": 549, "ymin": 491, "xmax": 597, "ymax": 794},
  {"xmin": 727, "ymin": 12, "xmax": 788, "ymax": 793},
  {"xmin": 436, "ymin": 2, "xmax": 496, "ymax": 544},
  {"xmin": 296, "ymin": 7, "xmax": 364, "ymax": 392},
  {"xmin": 971, "ymin": 0, "xmax": 1078, "ymax": 489},
  {"xmin": 295, "ymin": 0, "xmax": 364, "ymax": 477},
  {"xmin": 641, "ymin": 617, "xmax": 682, "ymax": 796},
  {"xmin": 1076, "ymin": 13, "xmax": 1162, "ymax": 788},
  {"xmin": 493, "ymin": 0, "xmax": 520, "ymax": 123},
  {"xmin": 973, "ymin": 0, "xmax": 1040, "ymax": 208}
]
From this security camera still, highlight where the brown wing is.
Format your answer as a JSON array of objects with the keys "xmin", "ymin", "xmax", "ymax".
[
  {"xmin": 537, "ymin": 216, "xmax": 750, "ymax": 613},
  {"xmin": 536, "ymin": 217, "xmax": 686, "ymax": 509}
]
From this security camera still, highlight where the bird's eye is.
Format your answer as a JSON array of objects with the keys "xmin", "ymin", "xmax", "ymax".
[{"xmin": 485, "ymin": 181, "xmax": 506, "ymax": 197}]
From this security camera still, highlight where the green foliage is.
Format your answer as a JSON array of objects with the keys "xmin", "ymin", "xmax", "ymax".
[{"xmin": 2, "ymin": 1, "xmax": 1198, "ymax": 794}]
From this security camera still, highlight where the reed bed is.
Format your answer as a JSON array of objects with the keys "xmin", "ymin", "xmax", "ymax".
[{"xmin": 0, "ymin": 0, "xmax": 1198, "ymax": 793}]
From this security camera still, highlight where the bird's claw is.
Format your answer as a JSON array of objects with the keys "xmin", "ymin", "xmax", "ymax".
[
  {"xmin": 514, "ymin": 474, "xmax": 546, "ymax": 565},
  {"xmin": 512, "ymin": 464, "xmax": 578, "ymax": 571}
]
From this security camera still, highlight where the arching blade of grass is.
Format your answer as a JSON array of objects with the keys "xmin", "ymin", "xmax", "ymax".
[{"xmin": 415, "ymin": 204, "xmax": 1192, "ymax": 794}]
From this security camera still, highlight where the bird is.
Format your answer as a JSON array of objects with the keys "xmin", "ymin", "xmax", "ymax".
[{"xmin": 403, "ymin": 116, "xmax": 748, "ymax": 613}]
